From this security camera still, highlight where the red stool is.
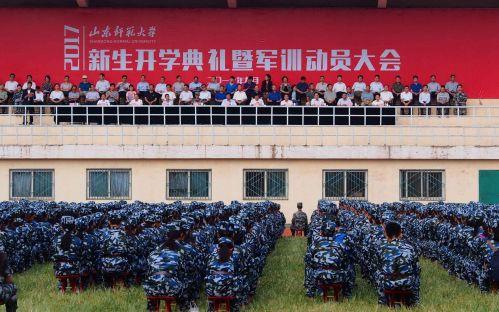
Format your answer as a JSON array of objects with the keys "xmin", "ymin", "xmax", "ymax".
[
  {"xmin": 491, "ymin": 281, "xmax": 499, "ymax": 293},
  {"xmin": 146, "ymin": 296, "xmax": 176, "ymax": 312},
  {"xmin": 56, "ymin": 274, "xmax": 81, "ymax": 294},
  {"xmin": 385, "ymin": 289, "xmax": 412, "ymax": 307},
  {"xmin": 320, "ymin": 283, "xmax": 343, "ymax": 302},
  {"xmin": 295, "ymin": 230, "xmax": 304, "ymax": 237},
  {"xmin": 208, "ymin": 296, "xmax": 235, "ymax": 312}
]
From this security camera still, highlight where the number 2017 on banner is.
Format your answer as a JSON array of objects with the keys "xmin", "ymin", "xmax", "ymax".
[{"xmin": 64, "ymin": 25, "xmax": 80, "ymax": 71}]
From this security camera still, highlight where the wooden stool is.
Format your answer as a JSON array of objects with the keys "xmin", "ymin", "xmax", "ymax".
[
  {"xmin": 320, "ymin": 283, "xmax": 343, "ymax": 302},
  {"xmin": 56, "ymin": 274, "xmax": 81, "ymax": 294},
  {"xmin": 208, "ymin": 296, "xmax": 235, "ymax": 312},
  {"xmin": 295, "ymin": 230, "xmax": 304, "ymax": 237},
  {"xmin": 491, "ymin": 281, "xmax": 499, "ymax": 293},
  {"xmin": 385, "ymin": 289, "xmax": 412, "ymax": 307},
  {"xmin": 104, "ymin": 272, "xmax": 129, "ymax": 288},
  {"xmin": 146, "ymin": 296, "xmax": 176, "ymax": 312}
]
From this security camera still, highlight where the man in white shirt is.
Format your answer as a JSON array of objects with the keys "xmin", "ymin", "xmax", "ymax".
[
  {"xmin": 337, "ymin": 93, "xmax": 353, "ymax": 107},
  {"xmin": 315, "ymin": 76, "xmax": 328, "ymax": 97},
  {"xmin": 97, "ymin": 94, "xmax": 110, "ymax": 106},
  {"xmin": 370, "ymin": 75, "xmax": 383, "ymax": 95},
  {"xmin": 95, "ymin": 73, "xmax": 110, "ymax": 94},
  {"xmin": 22, "ymin": 74, "xmax": 36, "ymax": 90},
  {"xmin": 178, "ymin": 85, "xmax": 193, "ymax": 105},
  {"xmin": 332, "ymin": 75, "xmax": 347, "ymax": 103},
  {"xmin": 49, "ymin": 84, "xmax": 65, "ymax": 104},
  {"xmin": 380, "ymin": 85, "xmax": 394, "ymax": 106},
  {"xmin": 85, "ymin": 85, "xmax": 100, "ymax": 105},
  {"xmin": 129, "ymin": 94, "xmax": 143, "ymax": 106},
  {"xmin": 161, "ymin": 94, "xmax": 174, "ymax": 106},
  {"xmin": 161, "ymin": 85, "xmax": 176, "ymax": 103},
  {"xmin": 400, "ymin": 86, "xmax": 413, "ymax": 115},
  {"xmin": 5, "ymin": 73, "xmax": 19, "ymax": 103},
  {"xmin": 250, "ymin": 95, "xmax": 265, "ymax": 106},
  {"xmin": 371, "ymin": 94, "xmax": 385, "ymax": 107},
  {"xmin": 427, "ymin": 75, "xmax": 441, "ymax": 105},
  {"xmin": 280, "ymin": 94, "xmax": 294, "ymax": 106},
  {"xmin": 207, "ymin": 77, "xmax": 221, "ymax": 94},
  {"xmin": 155, "ymin": 76, "xmax": 167, "ymax": 95},
  {"xmin": 221, "ymin": 93, "xmax": 236, "ymax": 107},
  {"xmin": 199, "ymin": 85, "xmax": 212, "ymax": 104},
  {"xmin": 352, "ymin": 75, "xmax": 366, "ymax": 105},
  {"xmin": 233, "ymin": 84, "xmax": 248, "ymax": 105},
  {"xmin": 418, "ymin": 85, "xmax": 431, "ymax": 115},
  {"xmin": 310, "ymin": 93, "xmax": 325, "ymax": 106}
]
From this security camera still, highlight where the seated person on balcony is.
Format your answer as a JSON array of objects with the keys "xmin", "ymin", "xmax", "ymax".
[
  {"xmin": 154, "ymin": 76, "xmax": 167, "ymax": 98},
  {"xmin": 161, "ymin": 94, "xmax": 174, "ymax": 106},
  {"xmin": 294, "ymin": 76, "xmax": 309, "ymax": 105},
  {"xmin": 445, "ymin": 74, "xmax": 459, "ymax": 101},
  {"xmin": 291, "ymin": 203, "xmax": 308, "ymax": 236},
  {"xmin": 137, "ymin": 75, "xmax": 150, "ymax": 99},
  {"xmin": 427, "ymin": 75, "xmax": 440, "ymax": 105},
  {"xmin": 410, "ymin": 76, "xmax": 422, "ymax": 106},
  {"xmin": 67, "ymin": 86, "xmax": 81, "ymax": 105},
  {"xmin": 369, "ymin": 75, "xmax": 383, "ymax": 96},
  {"xmin": 332, "ymin": 75, "xmax": 347, "ymax": 103},
  {"xmin": 315, "ymin": 76, "xmax": 327, "ymax": 98},
  {"xmin": 106, "ymin": 84, "xmax": 119, "ymax": 105},
  {"xmin": 280, "ymin": 94, "xmax": 294, "ymax": 106},
  {"xmin": 436, "ymin": 86, "xmax": 450, "ymax": 116},
  {"xmin": 199, "ymin": 85, "xmax": 212, "ymax": 105},
  {"xmin": 225, "ymin": 76, "xmax": 238, "ymax": 96},
  {"xmin": 380, "ymin": 86, "xmax": 394, "ymax": 106},
  {"xmin": 250, "ymin": 94, "xmax": 265, "ymax": 107},
  {"xmin": 126, "ymin": 85, "xmax": 137, "ymax": 104},
  {"xmin": 233, "ymin": 85, "xmax": 247, "ymax": 105},
  {"xmin": 243, "ymin": 76, "xmax": 256, "ymax": 99},
  {"xmin": 214, "ymin": 85, "xmax": 226, "ymax": 105},
  {"xmin": 0, "ymin": 84, "xmax": 8, "ymax": 113},
  {"xmin": 207, "ymin": 76, "xmax": 221, "ymax": 96},
  {"xmin": 352, "ymin": 75, "xmax": 366, "ymax": 105},
  {"xmin": 85, "ymin": 85, "xmax": 100, "ymax": 105},
  {"xmin": 34, "ymin": 87, "xmax": 44, "ymax": 106},
  {"xmin": 95, "ymin": 73, "xmax": 110, "ymax": 96},
  {"xmin": 392, "ymin": 75, "xmax": 403, "ymax": 105},
  {"xmin": 266, "ymin": 85, "xmax": 281, "ymax": 106},
  {"xmin": 60, "ymin": 75, "xmax": 73, "ymax": 99},
  {"xmin": 162, "ymin": 85, "xmax": 176, "ymax": 104},
  {"xmin": 178, "ymin": 85, "xmax": 193, "ymax": 105},
  {"xmin": 221, "ymin": 93, "xmax": 236, "ymax": 107},
  {"xmin": 305, "ymin": 83, "xmax": 316, "ymax": 103},
  {"xmin": 361, "ymin": 86, "xmax": 374, "ymax": 106},
  {"xmin": 376, "ymin": 221, "xmax": 420, "ymax": 306},
  {"xmin": 129, "ymin": 93, "xmax": 143, "ymax": 106},
  {"xmin": 4, "ymin": 74, "xmax": 18, "ymax": 104},
  {"xmin": 454, "ymin": 84, "xmax": 467, "ymax": 115},
  {"xmin": 310, "ymin": 93, "xmax": 326, "ymax": 107},
  {"xmin": 49, "ymin": 84, "xmax": 65, "ymax": 104},
  {"xmin": 192, "ymin": 93, "xmax": 203, "ymax": 106},
  {"xmin": 372, "ymin": 94, "xmax": 385, "ymax": 107},
  {"xmin": 337, "ymin": 93, "xmax": 353, "ymax": 107},
  {"xmin": 346, "ymin": 87, "xmax": 355, "ymax": 104},
  {"xmin": 144, "ymin": 85, "xmax": 158, "ymax": 106},
  {"xmin": 400, "ymin": 86, "xmax": 413, "ymax": 115},
  {"xmin": 418, "ymin": 85, "xmax": 431, "ymax": 115},
  {"xmin": 97, "ymin": 94, "xmax": 110, "ymax": 106},
  {"xmin": 279, "ymin": 76, "xmax": 292, "ymax": 100},
  {"xmin": 324, "ymin": 84, "xmax": 336, "ymax": 106}
]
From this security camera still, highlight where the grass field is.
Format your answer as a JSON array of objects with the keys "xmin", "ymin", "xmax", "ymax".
[{"xmin": 14, "ymin": 237, "xmax": 499, "ymax": 312}]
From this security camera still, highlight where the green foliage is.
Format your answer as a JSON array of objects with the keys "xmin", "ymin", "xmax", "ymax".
[{"xmin": 14, "ymin": 238, "xmax": 498, "ymax": 311}]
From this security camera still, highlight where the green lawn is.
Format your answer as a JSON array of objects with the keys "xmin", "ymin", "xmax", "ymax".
[{"xmin": 15, "ymin": 238, "xmax": 499, "ymax": 311}]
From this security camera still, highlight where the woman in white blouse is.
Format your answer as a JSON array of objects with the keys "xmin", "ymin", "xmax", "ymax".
[
  {"xmin": 97, "ymin": 94, "xmax": 110, "ymax": 106},
  {"xmin": 129, "ymin": 93, "xmax": 143, "ymax": 106},
  {"xmin": 280, "ymin": 94, "xmax": 294, "ymax": 106},
  {"xmin": 250, "ymin": 95, "xmax": 265, "ymax": 106}
]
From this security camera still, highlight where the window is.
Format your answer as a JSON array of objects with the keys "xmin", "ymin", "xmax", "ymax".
[
  {"xmin": 323, "ymin": 170, "xmax": 367, "ymax": 200},
  {"xmin": 400, "ymin": 170, "xmax": 445, "ymax": 201},
  {"xmin": 166, "ymin": 170, "xmax": 211, "ymax": 199},
  {"xmin": 87, "ymin": 169, "xmax": 131, "ymax": 200},
  {"xmin": 244, "ymin": 169, "xmax": 287, "ymax": 200},
  {"xmin": 10, "ymin": 169, "xmax": 54, "ymax": 200}
]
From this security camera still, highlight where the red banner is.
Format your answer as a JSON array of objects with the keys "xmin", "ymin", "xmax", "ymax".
[{"xmin": 0, "ymin": 8, "xmax": 498, "ymax": 98}]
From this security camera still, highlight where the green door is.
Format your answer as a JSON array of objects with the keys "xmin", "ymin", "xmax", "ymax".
[{"xmin": 479, "ymin": 170, "xmax": 499, "ymax": 204}]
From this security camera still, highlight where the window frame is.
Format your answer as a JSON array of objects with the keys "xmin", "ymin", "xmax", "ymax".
[
  {"xmin": 9, "ymin": 169, "xmax": 55, "ymax": 200},
  {"xmin": 322, "ymin": 169, "xmax": 368, "ymax": 200},
  {"xmin": 86, "ymin": 168, "xmax": 132, "ymax": 200},
  {"xmin": 399, "ymin": 169, "xmax": 445, "ymax": 201},
  {"xmin": 243, "ymin": 169, "xmax": 288, "ymax": 200},
  {"xmin": 166, "ymin": 169, "xmax": 212, "ymax": 200}
]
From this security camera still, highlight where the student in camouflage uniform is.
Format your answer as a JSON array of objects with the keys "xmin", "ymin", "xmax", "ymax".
[
  {"xmin": 291, "ymin": 202, "xmax": 308, "ymax": 236},
  {"xmin": 52, "ymin": 216, "xmax": 83, "ymax": 278}
]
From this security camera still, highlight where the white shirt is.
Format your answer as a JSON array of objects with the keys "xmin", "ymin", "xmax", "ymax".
[
  {"xmin": 95, "ymin": 79, "xmax": 110, "ymax": 92},
  {"xmin": 22, "ymin": 81, "xmax": 36, "ymax": 90},
  {"xmin": 221, "ymin": 99, "xmax": 237, "ymax": 106},
  {"xmin": 155, "ymin": 83, "xmax": 167, "ymax": 94},
  {"xmin": 49, "ymin": 90, "xmax": 64, "ymax": 100},
  {"xmin": 332, "ymin": 82, "xmax": 347, "ymax": 94},
  {"xmin": 179, "ymin": 91, "xmax": 193, "ymax": 102},
  {"xmin": 5, "ymin": 81, "xmax": 18, "ymax": 92},
  {"xmin": 129, "ymin": 99, "xmax": 143, "ymax": 106},
  {"xmin": 315, "ymin": 82, "xmax": 328, "ymax": 92},
  {"xmin": 97, "ymin": 99, "xmax": 110, "ymax": 106},
  {"xmin": 352, "ymin": 82, "xmax": 366, "ymax": 92},
  {"xmin": 280, "ymin": 100, "xmax": 294, "ymax": 106},
  {"xmin": 400, "ymin": 91, "xmax": 413, "ymax": 102},
  {"xmin": 370, "ymin": 81, "xmax": 383, "ymax": 93},
  {"xmin": 161, "ymin": 91, "xmax": 176, "ymax": 101},
  {"xmin": 250, "ymin": 98, "xmax": 264, "ymax": 106},
  {"xmin": 34, "ymin": 91, "xmax": 44, "ymax": 102},
  {"xmin": 419, "ymin": 92, "xmax": 431, "ymax": 104},
  {"xmin": 199, "ymin": 90, "xmax": 211, "ymax": 101},
  {"xmin": 372, "ymin": 99, "xmax": 385, "ymax": 107},
  {"xmin": 337, "ymin": 98, "xmax": 353, "ymax": 106},
  {"xmin": 310, "ymin": 98, "xmax": 326, "ymax": 106},
  {"xmin": 380, "ymin": 91, "xmax": 394, "ymax": 103},
  {"xmin": 233, "ymin": 91, "xmax": 247, "ymax": 102},
  {"xmin": 162, "ymin": 99, "xmax": 174, "ymax": 106}
]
